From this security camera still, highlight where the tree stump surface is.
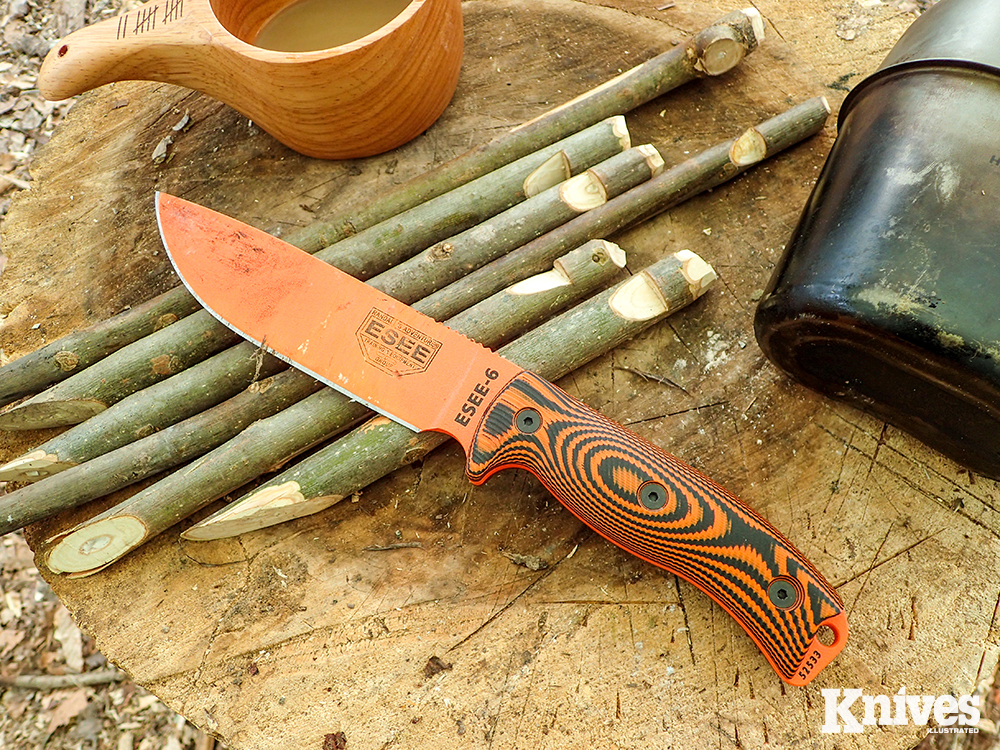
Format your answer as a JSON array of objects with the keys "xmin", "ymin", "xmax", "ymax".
[{"xmin": 3, "ymin": 1, "xmax": 998, "ymax": 748}]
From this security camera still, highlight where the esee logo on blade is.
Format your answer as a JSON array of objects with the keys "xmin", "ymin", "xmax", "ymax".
[
  {"xmin": 357, "ymin": 308, "xmax": 441, "ymax": 376},
  {"xmin": 822, "ymin": 688, "xmax": 980, "ymax": 734}
]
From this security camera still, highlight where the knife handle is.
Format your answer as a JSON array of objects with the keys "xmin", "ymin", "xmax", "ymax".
[{"xmin": 466, "ymin": 371, "xmax": 847, "ymax": 685}]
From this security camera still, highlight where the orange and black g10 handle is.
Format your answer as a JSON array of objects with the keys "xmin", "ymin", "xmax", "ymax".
[{"xmin": 467, "ymin": 371, "xmax": 847, "ymax": 686}]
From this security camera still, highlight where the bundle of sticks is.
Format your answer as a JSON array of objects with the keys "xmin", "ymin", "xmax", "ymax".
[{"xmin": 0, "ymin": 8, "xmax": 831, "ymax": 577}]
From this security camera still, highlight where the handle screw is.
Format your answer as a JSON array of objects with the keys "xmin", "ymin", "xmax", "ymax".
[
  {"xmin": 515, "ymin": 408, "xmax": 542, "ymax": 433},
  {"xmin": 767, "ymin": 578, "xmax": 799, "ymax": 609},
  {"xmin": 639, "ymin": 481, "xmax": 667, "ymax": 510}
]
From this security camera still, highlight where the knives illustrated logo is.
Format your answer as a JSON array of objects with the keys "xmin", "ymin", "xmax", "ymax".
[{"xmin": 356, "ymin": 308, "xmax": 442, "ymax": 376}]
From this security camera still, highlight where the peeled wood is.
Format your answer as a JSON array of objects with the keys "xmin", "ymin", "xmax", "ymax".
[
  {"xmin": 37, "ymin": 245, "xmax": 631, "ymax": 569},
  {"xmin": 418, "ymin": 97, "xmax": 833, "ymax": 322},
  {"xmin": 182, "ymin": 249, "xmax": 714, "ymax": 541},
  {"xmin": 287, "ymin": 7, "xmax": 765, "ymax": 252},
  {"xmin": 369, "ymin": 145, "xmax": 661, "ymax": 304},
  {"xmin": 311, "ymin": 117, "xmax": 630, "ymax": 280},
  {"xmin": 0, "ymin": 287, "xmax": 200, "ymax": 409}
]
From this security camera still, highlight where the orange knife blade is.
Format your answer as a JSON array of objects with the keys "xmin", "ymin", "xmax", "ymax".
[{"xmin": 157, "ymin": 192, "xmax": 847, "ymax": 685}]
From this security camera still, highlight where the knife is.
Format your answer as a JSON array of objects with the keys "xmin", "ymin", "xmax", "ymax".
[{"xmin": 157, "ymin": 192, "xmax": 847, "ymax": 686}]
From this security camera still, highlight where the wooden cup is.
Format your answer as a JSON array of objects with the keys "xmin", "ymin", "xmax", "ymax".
[{"xmin": 37, "ymin": 0, "xmax": 464, "ymax": 159}]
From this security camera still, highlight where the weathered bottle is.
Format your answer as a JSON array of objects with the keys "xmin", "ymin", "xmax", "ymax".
[{"xmin": 754, "ymin": 0, "xmax": 1000, "ymax": 478}]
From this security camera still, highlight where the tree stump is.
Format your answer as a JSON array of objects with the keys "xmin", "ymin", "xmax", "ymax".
[{"xmin": 3, "ymin": 1, "xmax": 997, "ymax": 748}]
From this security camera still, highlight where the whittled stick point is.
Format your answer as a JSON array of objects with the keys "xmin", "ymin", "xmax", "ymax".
[
  {"xmin": 0, "ymin": 449, "xmax": 74, "ymax": 482},
  {"xmin": 610, "ymin": 115, "xmax": 631, "ymax": 150},
  {"xmin": 608, "ymin": 250, "xmax": 716, "ymax": 321},
  {"xmin": 186, "ymin": 423, "xmax": 449, "ymax": 542},
  {"xmin": 523, "ymin": 151, "xmax": 572, "ymax": 197},
  {"xmin": 180, "ymin": 481, "xmax": 342, "ymax": 541},
  {"xmin": 444, "ymin": 239, "xmax": 627, "ymax": 349},
  {"xmin": 609, "ymin": 273, "xmax": 672, "ymax": 321},
  {"xmin": 734, "ymin": 97, "xmax": 830, "ymax": 167},
  {"xmin": 729, "ymin": 127, "xmax": 769, "ymax": 166}
]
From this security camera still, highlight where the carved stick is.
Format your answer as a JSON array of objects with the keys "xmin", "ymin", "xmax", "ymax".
[
  {"xmin": 310, "ymin": 117, "xmax": 630, "ymax": 280},
  {"xmin": 369, "ymin": 145, "xmax": 662, "ymax": 303},
  {"xmin": 286, "ymin": 7, "xmax": 764, "ymax": 252}
]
